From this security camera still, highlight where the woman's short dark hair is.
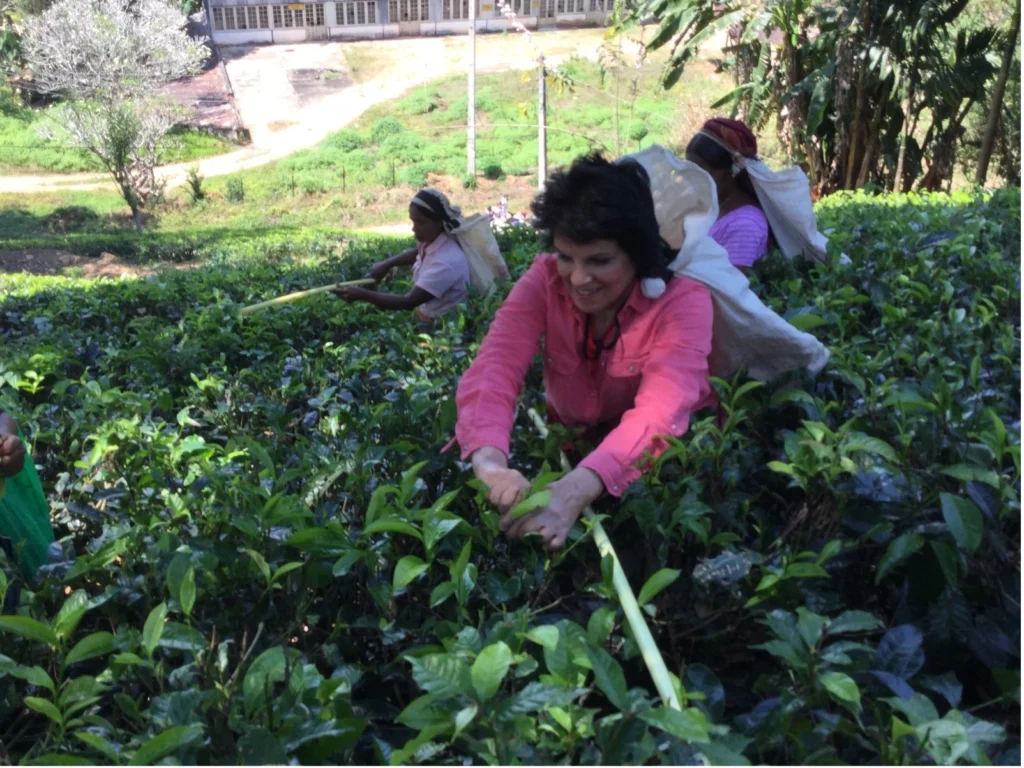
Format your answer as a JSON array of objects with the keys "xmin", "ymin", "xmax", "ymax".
[{"xmin": 530, "ymin": 152, "xmax": 672, "ymax": 281}]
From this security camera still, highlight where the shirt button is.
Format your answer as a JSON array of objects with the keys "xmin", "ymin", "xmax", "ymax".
[
  {"xmin": 612, "ymin": 485, "xmax": 619, "ymax": 492},
  {"xmin": 628, "ymin": 365, "xmax": 635, "ymax": 372},
  {"xmin": 590, "ymin": 390, "xmax": 596, "ymax": 396}
]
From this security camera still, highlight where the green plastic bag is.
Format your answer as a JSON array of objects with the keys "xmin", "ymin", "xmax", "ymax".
[{"xmin": 0, "ymin": 412, "xmax": 55, "ymax": 579}]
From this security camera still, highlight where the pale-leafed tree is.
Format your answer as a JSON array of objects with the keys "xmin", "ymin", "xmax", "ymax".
[{"xmin": 24, "ymin": 0, "xmax": 207, "ymax": 230}]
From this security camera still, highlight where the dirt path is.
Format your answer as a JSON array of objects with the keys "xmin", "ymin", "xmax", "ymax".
[
  {"xmin": 0, "ymin": 30, "xmax": 613, "ymax": 196},
  {"xmin": 0, "ymin": 249, "xmax": 199, "ymax": 279}
]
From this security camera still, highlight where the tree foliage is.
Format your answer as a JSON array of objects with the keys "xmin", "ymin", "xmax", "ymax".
[
  {"xmin": 22, "ymin": 0, "xmax": 207, "ymax": 229},
  {"xmin": 624, "ymin": 0, "xmax": 1009, "ymax": 195}
]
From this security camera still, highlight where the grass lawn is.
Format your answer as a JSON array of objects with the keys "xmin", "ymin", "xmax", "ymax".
[{"xmin": 0, "ymin": 88, "xmax": 236, "ymax": 174}]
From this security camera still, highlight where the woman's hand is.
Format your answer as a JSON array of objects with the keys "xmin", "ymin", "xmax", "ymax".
[
  {"xmin": 0, "ymin": 434, "xmax": 26, "ymax": 478},
  {"xmin": 501, "ymin": 467, "xmax": 604, "ymax": 550},
  {"xmin": 471, "ymin": 446, "xmax": 531, "ymax": 514},
  {"xmin": 333, "ymin": 286, "xmax": 369, "ymax": 303},
  {"xmin": 368, "ymin": 260, "xmax": 393, "ymax": 282}
]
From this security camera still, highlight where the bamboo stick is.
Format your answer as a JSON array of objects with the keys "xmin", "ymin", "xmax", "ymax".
[
  {"xmin": 527, "ymin": 408, "xmax": 682, "ymax": 711},
  {"xmin": 238, "ymin": 279, "xmax": 376, "ymax": 316}
]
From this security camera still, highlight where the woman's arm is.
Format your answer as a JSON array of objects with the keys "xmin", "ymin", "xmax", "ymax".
[
  {"xmin": 579, "ymin": 279, "xmax": 714, "ymax": 496},
  {"xmin": 335, "ymin": 285, "xmax": 433, "ymax": 311},
  {"xmin": 455, "ymin": 258, "xmax": 550, "ymax": 463}
]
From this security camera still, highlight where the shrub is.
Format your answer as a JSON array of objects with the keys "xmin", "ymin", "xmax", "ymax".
[
  {"xmin": 225, "ymin": 177, "xmax": 246, "ymax": 203},
  {"xmin": 378, "ymin": 133, "xmax": 428, "ymax": 164},
  {"xmin": 44, "ymin": 205, "xmax": 100, "ymax": 234},
  {"xmin": 629, "ymin": 123, "xmax": 650, "ymax": 149},
  {"xmin": 301, "ymin": 176, "xmax": 327, "ymax": 195},
  {"xmin": 483, "ymin": 163, "xmax": 505, "ymax": 181},
  {"xmin": 185, "ymin": 166, "xmax": 206, "ymax": 204},
  {"xmin": 397, "ymin": 90, "xmax": 439, "ymax": 115},
  {"xmin": 462, "ymin": 173, "xmax": 477, "ymax": 190},
  {"xmin": 370, "ymin": 116, "xmax": 404, "ymax": 144},
  {"xmin": 401, "ymin": 164, "xmax": 429, "ymax": 188},
  {"xmin": 322, "ymin": 129, "xmax": 366, "ymax": 152}
]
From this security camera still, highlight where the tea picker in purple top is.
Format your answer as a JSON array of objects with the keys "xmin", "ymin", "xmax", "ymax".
[{"xmin": 685, "ymin": 117, "xmax": 771, "ymax": 273}]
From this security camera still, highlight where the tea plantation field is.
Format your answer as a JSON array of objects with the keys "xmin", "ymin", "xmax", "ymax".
[{"xmin": 0, "ymin": 188, "xmax": 1019, "ymax": 765}]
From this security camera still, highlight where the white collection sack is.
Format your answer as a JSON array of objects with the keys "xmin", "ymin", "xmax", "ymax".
[
  {"xmin": 619, "ymin": 144, "xmax": 831, "ymax": 382},
  {"xmin": 740, "ymin": 157, "xmax": 829, "ymax": 263},
  {"xmin": 450, "ymin": 213, "xmax": 510, "ymax": 296}
]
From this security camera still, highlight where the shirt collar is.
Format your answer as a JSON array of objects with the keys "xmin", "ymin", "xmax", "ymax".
[{"xmin": 421, "ymin": 232, "xmax": 450, "ymax": 257}]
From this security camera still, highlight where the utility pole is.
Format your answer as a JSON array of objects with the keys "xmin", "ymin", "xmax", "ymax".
[
  {"xmin": 537, "ymin": 54, "xmax": 546, "ymax": 190},
  {"xmin": 467, "ymin": 0, "xmax": 477, "ymax": 177}
]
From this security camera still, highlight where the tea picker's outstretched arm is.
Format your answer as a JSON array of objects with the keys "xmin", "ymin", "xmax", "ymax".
[{"xmin": 333, "ymin": 285, "xmax": 434, "ymax": 311}]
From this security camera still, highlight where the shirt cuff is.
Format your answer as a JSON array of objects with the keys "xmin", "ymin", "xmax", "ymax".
[
  {"xmin": 578, "ymin": 451, "xmax": 641, "ymax": 498},
  {"xmin": 456, "ymin": 426, "xmax": 512, "ymax": 461}
]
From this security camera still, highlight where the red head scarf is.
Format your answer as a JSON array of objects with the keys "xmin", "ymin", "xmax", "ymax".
[{"xmin": 701, "ymin": 117, "xmax": 758, "ymax": 159}]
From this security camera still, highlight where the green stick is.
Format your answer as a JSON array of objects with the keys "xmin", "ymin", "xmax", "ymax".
[
  {"xmin": 527, "ymin": 407, "xmax": 682, "ymax": 711},
  {"xmin": 238, "ymin": 279, "xmax": 376, "ymax": 315}
]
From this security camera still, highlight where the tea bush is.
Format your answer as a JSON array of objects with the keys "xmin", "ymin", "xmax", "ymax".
[{"xmin": 0, "ymin": 189, "xmax": 1018, "ymax": 765}]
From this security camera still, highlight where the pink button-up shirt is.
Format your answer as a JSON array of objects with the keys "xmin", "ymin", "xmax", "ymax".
[{"xmin": 455, "ymin": 254, "xmax": 715, "ymax": 496}]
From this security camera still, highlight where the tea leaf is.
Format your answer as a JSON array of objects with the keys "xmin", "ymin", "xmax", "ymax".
[
  {"xmin": 0, "ymin": 616, "xmax": 58, "ymax": 647},
  {"xmin": 940, "ymin": 493, "xmax": 984, "ymax": 553},
  {"xmin": 507, "ymin": 491, "xmax": 552, "ymax": 521},
  {"xmin": 637, "ymin": 568, "xmax": 681, "ymax": 606},
  {"xmin": 471, "ymin": 642, "xmax": 512, "ymax": 701},
  {"xmin": 393, "ymin": 556, "xmax": 429, "ymax": 591}
]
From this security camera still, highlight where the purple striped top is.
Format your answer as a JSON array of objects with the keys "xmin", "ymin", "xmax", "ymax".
[{"xmin": 709, "ymin": 205, "xmax": 770, "ymax": 268}]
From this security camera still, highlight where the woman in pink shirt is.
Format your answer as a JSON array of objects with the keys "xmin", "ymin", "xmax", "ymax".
[
  {"xmin": 455, "ymin": 154, "xmax": 715, "ymax": 550},
  {"xmin": 334, "ymin": 189, "xmax": 470, "ymax": 321},
  {"xmin": 685, "ymin": 118, "xmax": 771, "ymax": 272}
]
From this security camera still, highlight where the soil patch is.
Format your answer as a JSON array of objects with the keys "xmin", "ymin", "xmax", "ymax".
[{"xmin": 0, "ymin": 249, "xmax": 198, "ymax": 279}]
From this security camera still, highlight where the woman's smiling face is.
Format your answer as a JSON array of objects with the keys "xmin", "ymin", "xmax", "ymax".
[{"xmin": 553, "ymin": 233, "xmax": 636, "ymax": 315}]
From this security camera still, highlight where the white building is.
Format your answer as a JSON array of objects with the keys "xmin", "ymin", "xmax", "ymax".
[{"xmin": 205, "ymin": 0, "xmax": 616, "ymax": 44}]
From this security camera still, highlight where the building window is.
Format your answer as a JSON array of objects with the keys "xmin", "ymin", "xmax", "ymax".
[
  {"xmin": 247, "ymin": 6, "xmax": 257, "ymax": 26},
  {"xmin": 272, "ymin": 5, "xmax": 282, "ymax": 25},
  {"xmin": 394, "ymin": 0, "xmax": 425, "ymax": 21},
  {"xmin": 235, "ymin": 6, "xmax": 247, "ymax": 28},
  {"xmin": 443, "ymin": 0, "xmax": 472, "ymax": 19},
  {"xmin": 301, "ymin": 3, "xmax": 325, "ymax": 25},
  {"xmin": 338, "ymin": 1, "xmax": 375, "ymax": 25},
  {"xmin": 259, "ymin": 5, "xmax": 270, "ymax": 26},
  {"xmin": 225, "ymin": 6, "xmax": 237, "ymax": 28},
  {"xmin": 212, "ymin": 6, "xmax": 225, "ymax": 29}
]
